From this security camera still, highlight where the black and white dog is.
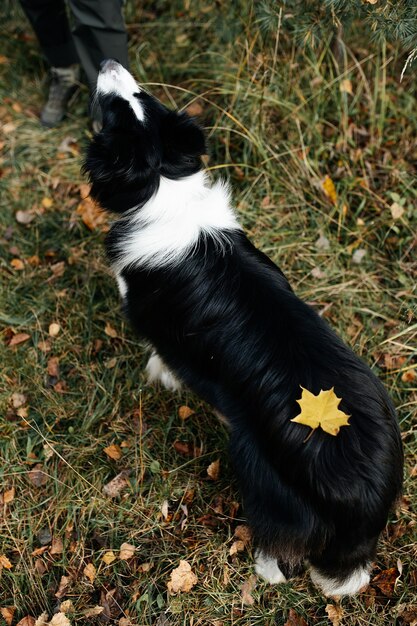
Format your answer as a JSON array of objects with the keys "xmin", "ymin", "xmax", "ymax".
[{"xmin": 84, "ymin": 60, "xmax": 403, "ymax": 596}]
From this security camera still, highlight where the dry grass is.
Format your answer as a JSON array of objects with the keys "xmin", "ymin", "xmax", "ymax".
[{"xmin": 0, "ymin": 2, "xmax": 416, "ymax": 625}]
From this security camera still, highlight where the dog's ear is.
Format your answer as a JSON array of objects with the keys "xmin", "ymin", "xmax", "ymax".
[{"xmin": 160, "ymin": 111, "xmax": 206, "ymax": 178}]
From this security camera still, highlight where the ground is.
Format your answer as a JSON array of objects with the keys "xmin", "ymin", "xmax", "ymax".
[{"xmin": 0, "ymin": 2, "xmax": 416, "ymax": 625}]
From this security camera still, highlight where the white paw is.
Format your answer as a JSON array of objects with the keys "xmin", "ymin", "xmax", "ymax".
[
  {"xmin": 146, "ymin": 353, "xmax": 182, "ymax": 391},
  {"xmin": 310, "ymin": 565, "xmax": 370, "ymax": 596},
  {"xmin": 254, "ymin": 551, "xmax": 287, "ymax": 584}
]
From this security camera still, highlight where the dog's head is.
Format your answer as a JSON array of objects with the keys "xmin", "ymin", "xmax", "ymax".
[{"xmin": 83, "ymin": 60, "xmax": 206, "ymax": 212}]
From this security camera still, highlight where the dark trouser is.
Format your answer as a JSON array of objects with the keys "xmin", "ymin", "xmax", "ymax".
[{"xmin": 19, "ymin": 0, "xmax": 129, "ymax": 89}]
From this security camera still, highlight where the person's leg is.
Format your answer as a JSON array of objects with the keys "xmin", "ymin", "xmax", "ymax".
[
  {"xmin": 68, "ymin": 0, "xmax": 129, "ymax": 92},
  {"xmin": 19, "ymin": 0, "xmax": 80, "ymax": 126},
  {"xmin": 19, "ymin": 0, "xmax": 78, "ymax": 68}
]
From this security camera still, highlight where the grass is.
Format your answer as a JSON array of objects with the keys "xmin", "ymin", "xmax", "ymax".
[{"xmin": 0, "ymin": 1, "xmax": 416, "ymax": 624}]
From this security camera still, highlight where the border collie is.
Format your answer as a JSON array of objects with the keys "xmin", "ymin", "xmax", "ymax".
[{"xmin": 84, "ymin": 60, "xmax": 403, "ymax": 596}]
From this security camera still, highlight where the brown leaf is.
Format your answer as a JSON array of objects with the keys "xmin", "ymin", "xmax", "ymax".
[
  {"xmin": 16, "ymin": 618, "xmax": 36, "ymax": 626},
  {"xmin": 41, "ymin": 197, "xmax": 53, "ymax": 209},
  {"xmin": 9, "ymin": 332, "xmax": 30, "ymax": 346},
  {"xmin": 1, "ymin": 607, "xmax": 16, "ymax": 626},
  {"xmin": 185, "ymin": 101, "xmax": 203, "ymax": 117},
  {"xmin": 48, "ymin": 322, "xmax": 61, "ymax": 337},
  {"xmin": 59, "ymin": 601, "xmax": 74, "ymax": 614},
  {"xmin": 104, "ymin": 323, "xmax": 118, "ymax": 338},
  {"xmin": 119, "ymin": 542, "xmax": 136, "ymax": 560},
  {"xmin": 234, "ymin": 524, "xmax": 251, "ymax": 544},
  {"xmin": 229, "ymin": 540, "xmax": 246, "ymax": 556},
  {"xmin": 102, "ymin": 471, "xmax": 130, "ymax": 498},
  {"xmin": 207, "ymin": 459, "xmax": 220, "ymax": 480},
  {"xmin": 402, "ymin": 369, "xmax": 416, "ymax": 383},
  {"xmin": 15, "ymin": 210, "xmax": 35, "ymax": 224},
  {"xmin": 50, "ymin": 536, "xmax": 64, "ymax": 555},
  {"xmin": 12, "ymin": 392, "xmax": 27, "ymax": 408},
  {"xmin": 47, "ymin": 357, "xmax": 60, "ymax": 377},
  {"xmin": 34, "ymin": 613, "xmax": 49, "ymax": 626},
  {"xmin": 84, "ymin": 562, "xmax": 96, "ymax": 583},
  {"xmin": 28, "ymin": 464, "xmax": 48, "ymax": 487},
  {"xmin": 173, "ymin": 441, "xmax": 201, "ymax": 457},
  {"xmin": 167, "ymin": 560, "xmax": 198, "ymax": 594},
  {"xmin": 340, "ymin": 79, "xmax": 353, "ymax": 95},
  {"xmin": 240, "ymin": 575, "xmax": 256, "ymax": 606},
  {"xmin": 55, "ymin": 575, "xmax": 71, "ymax": 598},
  {"xmin": 83, "ymin": 607, "xmax": 104, "ymax": 618},
  {"xmin": 372, "ymin": 567, "xmax": 399, "ymax": 597},
  {"xmin": 34, "ymin": 558, "xmax": 47, "ymax": 575},
  {"xmin": 104, "ymin": 444, "xmax": 122, "ymax": 461},
  {"xmin": 2, "ymin": 487, "xmax": 15, "ymax": 504},
  {"xmin": 37, "ymin": 339, "xmax": 52, "ymax": 353},
  {"xmin": 178, "ymin": 405, "xmax": 194, "ymax": 420},
  {"xmin": 284, "ymin": 609, "xmax": 308, "ymax": 626},
  {"xmin": 325, "ymin": 603, "xmax": 344, "ymax": 626},
  {"xmin": 57, "ymin": 136, "xmax": 79, "ymax": 156},
  {"xmin": 76, "ymin": 196, "xmax": 109, "ymax": 231},
  {"xmin": 102, "ymin": 551, "xmax": 117, "ymax": 564},
  {"xmin": 0, "ymin": 554, "xmax": 12, "ymax": 569},
  {"xmin": 49, "ymin": 613, "xmax": 71, "ymax": 626},
  {"xmin": 390, "ymin": 202, "xmax": 404, "ymax": 220},
  {"xmin": 50, "ymin": 262, "xmax": 65, "ymax": 279}
]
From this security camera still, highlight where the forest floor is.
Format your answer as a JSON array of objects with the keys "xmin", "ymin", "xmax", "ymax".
[{"xmin": 0, "ymin": 2, "xmax": 416, "ymax": 625}]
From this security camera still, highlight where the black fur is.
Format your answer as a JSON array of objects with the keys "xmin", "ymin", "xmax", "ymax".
[{"xmin": 84, "ymin": 70, "xmax": 403, "ymax": 590}]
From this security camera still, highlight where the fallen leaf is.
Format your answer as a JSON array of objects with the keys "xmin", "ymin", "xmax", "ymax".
[
  {"xmin": 167, "ymin": 560, "xmax": 198, "ymax": 594},
  {"xmin": 390, "ymin": 202, "xmax": 404, "ymax": 219},
  {"xmin": 291, "ymin": 387, "xmax": 350, "ymax": 436},
  {"xmin": 104, "ymin": 357, "xmax": 117, "ymax": 369},
  {"xmin": 173, "ymin": 441, "xmax": 201, "ymax": 457},
  {"xmin": 47, "ymin": 357, "xmax": 60, "ymax": 377},
  {"xmin": 178, "ymin": 405, "xmax": 194, "ymax": 420},
  {"xmin": 49, "ymin": 323, "xmax": 60, "ymax": 337},
  {"xmin": 325, "ymin": 603, "xmax": 344, "ymax": 626},
  {"xmin": 103, "ymin": 471, "xmax": 130, "ymax": 498},
  {"xmin": 372, "ymin": 567, "xmax": 399, "ymax": 597},
  {"xmin": 42, "ymin": 197, "xmax": 53, "ymax": 209},
  {"xmin": 284, "ymin": 609, "xmax": 308, "ymax": 626},
  {"xmin": 321, "ymin": 175, "xmax": 337, "ymax": 205},
  {"xmin": 12, "ymin": 392, "xmax": 27, "ymax": 408},
  {"xmin": 104, "ymin": 444, "xmax": 122, "ymax": 461},
  {"xmin": 234, "ymin": 525, "xmax": 251, "ymax": 544},
  {"xmin": 241, "ymin": 575, "xmax": 256, "ymax": 606},
  {"xmin": 1, "ymin": 607, "xmax": 15, "ymax": 626},
  {"xmin": 119, "ymin": 542, "xmax": 136, "ymax": 560},
  {"xmin": 397, "ymin": 605, "xmax": 417, "ymax": 625},
  {"xmin": 229, "ymin": 540, "xmax": 246, "ymax": 556},
  {"xmin": 185, "ymin": 101, "xmax": 203, "ymax": 117},
  {"xmin": 104, "ymin": 323, "xmax": 118, "ymax": 339},
  {"xmin": 207, "ymin": 459, "xmax": 220, "ymax": 480},
  {"xmin": 365, "ymin": 0, "xmax": 378, "ymax": 3},
  {"xmin": 340, "ymin": 78, "xmax": 353, "ymax": 95},
  {"xmin": 37, "ymin": 339, "xmax": 52, "ymax": 353},
  {"xmin": 402, "ymin": 369, "xmax": 416, "ymax": 383},
  {"xmin": 57, "ymin": 136, "xmax": 79, "ymax": 156},
  {"xmin": 8, "ymin": 332, "xmax": 30, "ymax": 346},
  {"xmin": 161, "ymin": 499, "xmax": 169, "ymax": 520},
  {"xmin": 34, "ymin": 614, "xmax": 49, "ymax": 626},
  {"xmin": 50, "ymin": 613, "xmax": 71, "ymax": 626},
  {"xmin": 315, "ymin": 234, "xmax": 330, "ymax": 250},
  {"xmin": 34, "ymin": 558, "xmax": 47, "ymax": 575},
  {"xmin": 76, "ymin": 197, "xmax": 108, "ymax": 231},
  {"xmin": 0, "ymin": 554, "xmax": 12, "ymax": 569},
  {"xmin": 84, "ymin": 562, "xmax": 96, "ymax": 583},
  {"xmin": 15, "ymin": 210, "xmax": 35, "ymax": 224},
  {"xmin": 311, "ymin": 266, "xmax": 326, "ymax": 279},
  {"xmin": 118, "ymin": 619, "xmax": 132, "ymax": 626},
  {"xmin": 28, "ymin": 464, "xmax": 48, "ymax": 487},
  {"xmin": 16, "ymin": 619, "xmax": 36, "ymax": 626},
  {"xmin": 55, "ymin": 575, "xmax": 71, "ymax": 598},
  {"xmin": 102, "ymin": 551, "xmax": 117, "ymax": 564},
  {"xmin": 59, "ymin": 600, "xmax": 74, "ymax": 614},
  {"xmin": 352, "ymin": 248, "xmax": 366, "ymax": 264},
  {"xmin": 50, "ymin": 537, "xmax": 64, "ymax": 555},
  {"xmin": 83, "ymin": 607, "xmax": 104, "ymax": 617},
  {"xmin": 2, "ymin": 487, "xmax": 15, "ymax": 504}
]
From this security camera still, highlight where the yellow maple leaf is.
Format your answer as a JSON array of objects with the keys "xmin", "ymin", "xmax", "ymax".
[
  {"xmin": 291, "ymin": 387, "xmax": 350, "ymax": 436},
  {"xmin": 321, "ymin": 175, "xmax": 337, "ymax": 205}
]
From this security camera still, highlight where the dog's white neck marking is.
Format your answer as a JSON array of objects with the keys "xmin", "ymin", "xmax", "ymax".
[{"xmin": 112, "ymin": 171, "xmax": 241, "ymax": 271}]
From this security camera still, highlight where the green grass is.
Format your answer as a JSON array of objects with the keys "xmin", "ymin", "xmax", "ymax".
[{"xmin": 0, "ymin": 2, "xmax": 416, "ymax": 625}]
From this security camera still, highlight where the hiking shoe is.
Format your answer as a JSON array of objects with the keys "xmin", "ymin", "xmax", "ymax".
[{"xmin": 41, "ymin": 65, "xmax": 80, "ymax": 127}]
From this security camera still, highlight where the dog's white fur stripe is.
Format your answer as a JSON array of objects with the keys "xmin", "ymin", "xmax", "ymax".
[
  {"xmin": 112, "ymin": 171, "xmax": 241, "ymax": 271},
  {"xmin": 310, "ymin": 564, "xmax": 370, "ymax": 596},
  {"xmin": 97, "ymin": 62, "xmax": 144, "ymax": 121}
]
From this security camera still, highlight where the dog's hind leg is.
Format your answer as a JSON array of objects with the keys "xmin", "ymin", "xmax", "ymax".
[
  {"xmin": 309, "ymin": 536, "xmax": 376, "ymax": 596},
  {"xmin": 145, "ymin": 351, "xmax": 182, "ymax": 391}
]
